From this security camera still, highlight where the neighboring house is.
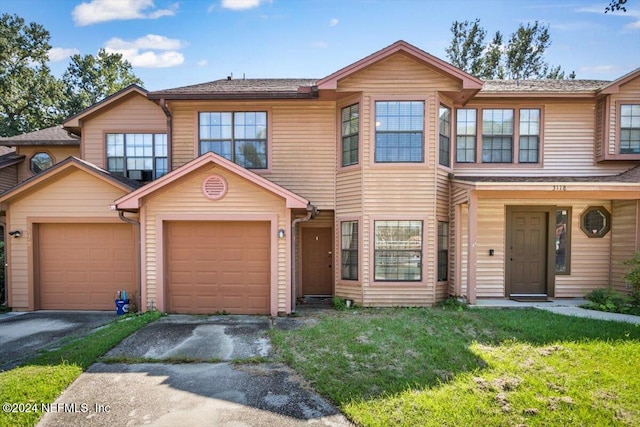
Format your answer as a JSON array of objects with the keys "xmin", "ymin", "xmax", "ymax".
[{"xmin": 0, "ymin": 40, "xmax": 638, "ymax": 315}]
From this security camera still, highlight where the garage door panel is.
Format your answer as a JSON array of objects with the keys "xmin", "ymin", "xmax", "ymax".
[
  {"xmin": 38, "ymin": 223, "xmax": 136, "ymax": 310},
  {"xmin": 166, "ymin": 221, "xmax": 270, "ymax": 314}
]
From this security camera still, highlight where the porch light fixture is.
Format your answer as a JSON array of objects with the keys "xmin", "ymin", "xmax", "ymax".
[
  {"xmin": 278, "ymin": 229, "xmax": 286, "ymax": 239},
  {"xmin": 8, "ymin": 230, "xmax": 21, "ymax": 238}
]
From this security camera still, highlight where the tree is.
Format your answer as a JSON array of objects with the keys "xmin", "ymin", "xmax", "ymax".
[
  {"xmin": 605, "ymin": 0, "xmax": 629, "ymax": 12},
  {"xmin": 445, "ymin": 19, "xmax": 570, "ymax": 80},
  {"xmin": 0, "ymin": 13, "xmax": 65, "ymax": 136},
  {"xmin": 61, "ymin": 49, "xmax": 143, "ymax": 116}
]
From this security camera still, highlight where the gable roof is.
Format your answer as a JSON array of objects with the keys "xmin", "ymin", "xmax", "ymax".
[
  {"xmin": 316, "ymin": 40, "xmax": 484, "ymax": 92},
  {"xmin": 0, "ymin": 152, "xmax": 25, "ymax": 169},
  {"xmin": 0, "ymin": 156, "xmax": 142, "ymax": 203},
  {"xmin": 0, "ymin": 125, "xmax": 80, "ymax": 146},
  {"xmin": 115, "ymin": 151, "xmax": 309, "ymax": 210},
  {"xmin": 63, "ymin": 84, "xmax": 148, "ymax": 130},
  {"xmin": 598, "ymin": 67, "xmax": 640, "ymax": 95},
  {"xmin": 148, "ymin": 78, "xmax": 318, "ymax": 100}
]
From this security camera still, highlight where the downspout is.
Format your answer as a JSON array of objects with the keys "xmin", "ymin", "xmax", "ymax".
[
  {"xmin": 291, "ymin": 203, "xmax": 318, "ymax": 313},
  {"xmin": 118, "ymin": 210, "xmax": 142, "ymax": 311},
  {"xmin": 156, "ymin": 98, "xmax": 172, "ymax": 171}
]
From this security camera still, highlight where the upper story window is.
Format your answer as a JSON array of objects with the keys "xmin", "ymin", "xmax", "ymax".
[
  {"xmin": 30, "ymin": 152, "xmax": 54, "ymax": 174},
  {"xmin": 341, "ymin": 104, "xmax": 359, "ymax": 167},
  {"xmin": 106, "ymin": 133, "xmax": 167, "ymax": 181},
  {"xmin": 199, "ymin": 112, "xmax": 267, "ymax": 169},
  {"xmin": 456, "ymin": 107, "xmax": 541, "ymax": 164},
  {"xmin": 375, "ymin": 101, "xmax": 424, "ymax": 163},
  {"xmin": 620, "ymin": 104, "xmax": 640, "ymax": 154},
  {"xmin": 439, "ymin": 106, "xmax": 451, "ymax": 167}
]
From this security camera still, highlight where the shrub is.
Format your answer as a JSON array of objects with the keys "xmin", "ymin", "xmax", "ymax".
[
  {"xmin": 583, "ymin": 287, "xmax": 639, "ymax": 315},
  {"xmin": 623, "ymin": 252, "xmax": 640, "ymax": 308},
  {"xmin": 436, "ymin": 296, "xmax": 468, "ymax": 311}
]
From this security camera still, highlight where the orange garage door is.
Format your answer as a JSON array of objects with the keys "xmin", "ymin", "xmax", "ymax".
[
  {"xmin": 166, "ymin": 221, "xmax": 270, "ymax": 314},
  {"xmin": 38, "ymin": 223, "xmax": 136, "ymax": 310}
]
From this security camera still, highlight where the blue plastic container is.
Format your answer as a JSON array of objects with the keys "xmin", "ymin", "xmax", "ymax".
[{"xmin": 115, "ymin": 299, "xmax": 130, "ymax": 315}]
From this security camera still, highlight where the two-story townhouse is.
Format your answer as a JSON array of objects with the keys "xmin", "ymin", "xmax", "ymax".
[{"xmin": 1, "ymin": 40, "xmax": 638, "ymax": 315}]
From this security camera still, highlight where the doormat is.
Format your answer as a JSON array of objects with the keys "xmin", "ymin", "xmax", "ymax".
[{"xmin": 510, "ymin": 295, "xmax": 549, "ymax": 302}]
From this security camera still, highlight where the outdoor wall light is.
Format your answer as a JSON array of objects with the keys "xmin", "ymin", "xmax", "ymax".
[
  {"xmin": 8, "ymin": 230, "xmax": 22, "ymax": 238},
  {"xmin": 278, "ymin": 229, "xmax": 286, "ymax": 239}
]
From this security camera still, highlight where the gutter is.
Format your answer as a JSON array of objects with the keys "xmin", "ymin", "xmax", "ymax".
[
  {"xmin": 291, "ymin": 203, "xmax": 319, "ymax": 313},
  {"xmin": 118, "ymin": 210, "xmax": 142, "ymax": 312}
]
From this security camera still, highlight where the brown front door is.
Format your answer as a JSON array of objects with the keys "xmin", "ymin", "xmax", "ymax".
[
  {"xmin": 301, "ymin": 227, "xmax": 333, "ymax": 295},
  {"xmin": 506, "ymin": 209, "xmax": 550, "ymax": 295}
]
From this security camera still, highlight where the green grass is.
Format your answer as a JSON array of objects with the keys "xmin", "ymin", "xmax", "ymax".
[
  {"xmin": 0, "ymin": 311, "xmax": 161, "ymax": 427},
  {"xmin": 271, "ymin": 307, "xmax": 640, "ymax": 426}
]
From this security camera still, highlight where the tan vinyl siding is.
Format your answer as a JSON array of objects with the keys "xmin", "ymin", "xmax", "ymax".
[
  {"xmin": 611, "ymin": 200, "xmax": 638, "ymax": 293},
  {"xmin": 6, "ymin": 170, "xmax": 129, "ymax": 310},
  {"xmin": 456, "ymin": 100, "xmax": 633, "ymax": 177},
  {"xmin": 169, "ymin": 100, "xmax": 336, "ymax": 209},
  {"xmin": 16, "ymin": 146, "xmax": 80, "ymax": 183},
  {"xmin": 0, "ymin": 165, "xmax": 18, "ymax": 192},
  {"xmin": 337, "ymin": 52, "xmax": 461, "ymax": 94},
  {"xmin": 82, "ymin": 94, "xmax": 166, "ymax": 169},
  {"xmin": 142, "ymin": 165, "xmax": 289, "ymax": 313},
  {"xmin": 336, "ymin": 170, "xmax": 362, "ymax": 215}
]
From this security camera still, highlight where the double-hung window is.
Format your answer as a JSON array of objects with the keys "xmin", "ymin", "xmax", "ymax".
[
  {"xmin": 620, "ymin": 104, "xmax": 640, "ymax": 154},
  {"xmin": 375, "ymin": 101, "xmax": 424, "ymax": 162},
  {"xmin": 519, "ymin": 109, "xmax": 541, "ymax": 163},
  {"xmin": 456, "ymin": 109, "xmax": 476, "ymax": 163},
  {"xmin": 374, "ymin": 220, "xmax": 422, "ymax": 281},
  {"xmin": 439, "ymin": 106, "xmax": 451, "ymax": 167},
  {"xmin": 341, "ymin": 104, "xmax": 359, "ymax": 167},
  {"xmin": 340, "ymin": 221, "xmax": 358, "ymax": 280},
  {"xmin": 437, "ymin": 222, "xmax": 449, "ymax": 281},
  {"xmin": 482, "ymin": 109, "xmax": 514, "ymax": 163},
  {"xmin": 106, "ymin": 133, "xmax": 167, "ymax": 180},
  {"xmin": 199, "ymin": 112, "xmax": 267, "ymax": 169}
]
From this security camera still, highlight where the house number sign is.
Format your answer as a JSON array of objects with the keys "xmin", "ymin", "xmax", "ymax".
[{"xmin": 552, "ymin": 185, "xmax": 567, "ymax": 191}]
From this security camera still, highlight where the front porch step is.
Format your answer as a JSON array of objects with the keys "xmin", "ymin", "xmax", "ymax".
[{"xmin": 509, "ymin": 294, "xmax": 549, "ymax": 302}]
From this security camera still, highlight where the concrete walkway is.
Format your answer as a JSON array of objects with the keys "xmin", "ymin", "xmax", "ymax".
[{"xmin": 474, "ymin": 298, "xmax": 640, "ymax": 325}]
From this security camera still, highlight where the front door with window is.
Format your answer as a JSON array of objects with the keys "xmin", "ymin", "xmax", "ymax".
[
  {"xmin": 506, "ymin": 207, "xmax": 554, "ymax": 296},
  {"xmin": 301, "ymin": 228, "xmax": 333, "ymax": 296}
]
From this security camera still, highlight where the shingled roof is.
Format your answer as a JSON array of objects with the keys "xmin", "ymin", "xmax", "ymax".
[
  {"xmin": 148, "ymin": 78, "xmax": 319, "ymax": 100},
  {"xmin": 453, "ymin": 164, "xmax": 640, "ymax": 184},
  {"xmin": 480, "ymin": 79, "xmax": 609, "ymax": 93},
  {"xmin": 0, "ymin": 125, "xmax": 80, "ymax": 146}
]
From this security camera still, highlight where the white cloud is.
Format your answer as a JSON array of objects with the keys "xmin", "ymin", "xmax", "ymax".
[
  {"xmin": 104, "ymin": 34, "xmax": 184, "ymax": 68},
  {"xmin": 312, "ymin": 41, "xmax": 328, "ymax": 49},
  {"xmin": 198, "ymin": 59, "xmax": 208, "ymax": 67},
  {"xmin": 580, "ymin": 64, "xmax": 616, "ymax": 74},
  {"xmin": 72, "ymin": 0, "xmax": 178, "ymax": 26},
  {"xmin": 329, "ymin": 18, "xmax": 339, "ymax": 27},
  {"xmin": 221, "ymin": 0, "xmax": 270, "ymax": 11},
  {"xmin": 48, "ymin": 47, "xmax": 80, "ymax": 61},
  {"xmin": 577, "ymin": 4, "xmax": 640, "ymax": 30}
]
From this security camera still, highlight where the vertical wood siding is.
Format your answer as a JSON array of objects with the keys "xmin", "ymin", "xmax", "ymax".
[
  {"xmin": 7, "ymin": 170, "xmax": 129, "ymax": 309},
  {"xmin": 142, "ymin": 166, "xmax": 289, "ymax": 313},
  {"xmin": 16, "ymin": 146, "xmax": 80, "ymax": 183},
  {"xmin": 82, "ymin": 95, "xmax": 166, "ymax": 169},
  {"xmin": 610, "ymin": 200, "xmax": 638, "ymax": 293},
  {"xmin": 170, "ymin": 100, "xmax": 336, "ymax": 210}
]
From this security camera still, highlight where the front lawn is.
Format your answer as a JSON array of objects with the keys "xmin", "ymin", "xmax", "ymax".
[{"xmin": 271, "ymin": 308, "xmax": 640, "ymax": 426}]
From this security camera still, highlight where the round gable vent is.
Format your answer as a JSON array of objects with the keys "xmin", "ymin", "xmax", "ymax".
[{"xmin": 202, "ymin": 175, "xmax": 228, "ymax": 200}]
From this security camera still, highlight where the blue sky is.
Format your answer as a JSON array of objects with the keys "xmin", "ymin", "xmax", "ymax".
[{"xmin": 2, "ymin": 0, "xmax": 639, "ymax": 90}]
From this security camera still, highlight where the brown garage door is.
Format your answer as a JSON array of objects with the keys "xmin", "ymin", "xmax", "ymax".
[
  {"xmin": 38, "ymin": 223, "xmax": 136, "ymax": 310},
  {"xmin": 166, "ymin": 221, "xmax": 270, "ymax": 314}
]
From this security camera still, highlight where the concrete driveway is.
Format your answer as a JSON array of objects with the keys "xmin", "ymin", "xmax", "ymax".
[
  {"xmin": 0, "ymin": 311, "xmax": 117, "ymax": 371},
  {"xmin": 37, "ymin": 315, "xmax": 351, "ymax": 427}
]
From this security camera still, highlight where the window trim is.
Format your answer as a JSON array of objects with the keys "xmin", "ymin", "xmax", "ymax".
[
  {"xmin": 29, "ymin": 151, "xmax": 55, "ymax": 175},
  {"xmin": 454, "ymin": 105, "xmax": 545, "ymax": 168},
  {"xmin": 370, "ymin": 217, "xmax": 425, "ymax": 283},
  {"xmin": 194, "ymin": 108, "xmax": 273, "ymax": 173},
  {"xmin": 580, "ymin": 206, "xmax": 611, "ymax": 238},
  {"xmin": 369, "ymin": 95, "xmax": 428, "ymax": 168},
  {"xmin": 339, "ymin": 219, "xmax": 360, "ymax": 282},
  {"xmin": 438, "ymin": 103, "xmax": 452, "ymax": 168},
  {"xmin": 340, "ymin": 103, "xmax": 360, "ymax": 168},
  {"xmin": 617, "ymin": 102, "xmax": 640, "ymax": 156},
  {"xmin": 555, "ymin": 207, "xmax": 571, "ymax": 275},
  {"xmin": 104, "ymin": 131, "xmax": 168, "ymax": 181}
]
